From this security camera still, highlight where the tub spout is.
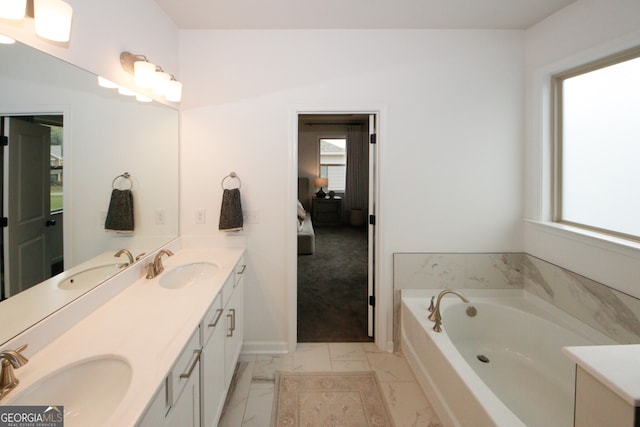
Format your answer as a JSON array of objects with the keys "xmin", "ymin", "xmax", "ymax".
[{"xmin": 428, "ymin": 289, "xmax": 470, "ymax": 333}]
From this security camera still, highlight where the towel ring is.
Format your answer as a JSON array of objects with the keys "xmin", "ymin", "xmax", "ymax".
[
  {"xmin": 112, "ymin": 172, "xmax": 133, "ymax": 190},
  {"xmin": 221, "ymin": 172, "xmax": 241, "ymax": 190}
]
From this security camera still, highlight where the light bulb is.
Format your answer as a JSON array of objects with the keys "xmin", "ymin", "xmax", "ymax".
[
  {"xmin": 136, "ymin": 94, "xmax": 152, "ymax": 103},
  {"xmin": 134, "ymin": 60, "xmax": 156, "ymax": 88},
  {"xmin": 118, "ymin": 86, "xmax": 136, "ymax": 96},
  {"xmin": 165, "ymin": 79, "xmax": 182, "ymax": 102},
  {"xmin": 152, "ymin": 71, "xmax": 170, "ymax": 96},
  {"xmin": 0, "ymin": 33, "xmax": 16, "ymax": 44},
  {"xmin": 33, "ymin": 0, "xmax": 73, "ymax": 42},
  {"xmin": 97, "ymin": 76, "xmax": 118, "ymax": 89},
  {"xmin": 0, "ymin": 0, "xmax": 26, "ymax": 20}
]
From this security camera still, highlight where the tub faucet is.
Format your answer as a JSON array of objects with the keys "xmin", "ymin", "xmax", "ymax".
[
  {"xmin": 114, "ymin": 249, "xmax": 134, "ymax": 266},
  {"xmin": 0, "ymin": 344, "xmax": 28, "ymax": 400},
  {"xmin": 146, "ymin": 249, "xmax": 174, "ymax": 279},
  {"xmin": 428, "ymin": 289, "xmax": 470, "ymax": 333}
]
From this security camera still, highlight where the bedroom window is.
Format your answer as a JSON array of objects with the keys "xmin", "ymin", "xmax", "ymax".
[
  {"xmin": 552, "ymin": 47, "xmax": 640, "ymax": 241},
  {"xmin": 319, "ymin": 138, "xmax": 346, "ymax": 192}
]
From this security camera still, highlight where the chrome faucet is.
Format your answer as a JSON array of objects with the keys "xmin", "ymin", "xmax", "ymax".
[
  {"xmin": 428, "ymin": 289, "xmax": 470, "ymax": 332},
  {"xmin": 146, "ymin": 249, "xmax": 174, "ymax": 279},
  {"xmin": 114, "ymin": 249, "xmax": 134, "ymax": 266},
  {"xmin": 0, "ymin": 344, "xmax": 29, "ymax": 400}
]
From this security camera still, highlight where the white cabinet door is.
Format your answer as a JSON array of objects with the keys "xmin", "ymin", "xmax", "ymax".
[
  {"xmin": 137, "ymin": 382, "xmax": 168, "ymax": 427},
  {"xmin": 201, "ymin": 295, "xmax": 226, "ymax": 427},
  {"xmin": 167, "ymin": 330, "xmax": 201, "ymax": 427},
  {"xmin": 224, "ymin": 280, "xmax": 243, "ymax": 387},
  {"xmin": 167, "ymin": 358, "xmax": 200, "ymax": 427}
]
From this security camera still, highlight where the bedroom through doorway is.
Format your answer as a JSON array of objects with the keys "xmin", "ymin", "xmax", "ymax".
[{"xmin": 296, "ymin": 113, "xmax": 376, "ymax": 342}]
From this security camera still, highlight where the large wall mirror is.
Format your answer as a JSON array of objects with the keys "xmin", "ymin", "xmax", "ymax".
[{"xmin": 0, "ymin": 41, "xmax": 179, "ymax": 345}]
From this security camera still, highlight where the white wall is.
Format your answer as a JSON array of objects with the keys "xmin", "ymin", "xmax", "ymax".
[
  {"xmin": 179, "ymin": 29, "xmax": 525, "ymax": 351},
  {"xmin": 524, "ymin": 0, "xmax": 640, "ymax": 299}
]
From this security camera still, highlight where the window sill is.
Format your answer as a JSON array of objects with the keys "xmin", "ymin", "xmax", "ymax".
[{"xmin": 524, "ymin": 219, "xmax": 640, "ymax": 258}]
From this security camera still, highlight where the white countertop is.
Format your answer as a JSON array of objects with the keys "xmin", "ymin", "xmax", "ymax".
[
  {"xmin": 2, "ymin": 239, "xmax": 245, "ymax": 426},
  {"xmin": 563, "ymin": 344, "xmax": 640, "ymax": 406}
]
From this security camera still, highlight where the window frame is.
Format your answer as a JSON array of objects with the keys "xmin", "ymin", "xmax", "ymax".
[{"xmin": 551, "ymin": 45, "xmax": 640, "ymax": 242}]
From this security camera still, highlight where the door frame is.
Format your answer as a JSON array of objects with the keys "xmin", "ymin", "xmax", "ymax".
[
  {"xmin": 288, "ymin": 105, "xmax": 387, "ymax": 352},
  {"xmin": 0, "ymin": 105, "xmax": 70, "ymax": 299}
]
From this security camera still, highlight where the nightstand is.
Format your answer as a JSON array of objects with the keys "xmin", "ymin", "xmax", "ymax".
[{"xmin": 312, "ymin": 197, "xmax": 342, "ymax": 226}]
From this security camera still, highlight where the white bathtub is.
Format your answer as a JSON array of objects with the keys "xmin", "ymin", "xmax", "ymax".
[{"xmin": 401, "ymin": 289, "xmax": 616, "ymax": 427}]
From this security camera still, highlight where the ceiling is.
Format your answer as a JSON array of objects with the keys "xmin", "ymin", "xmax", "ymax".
[{"xmin": 154, "ymin": 0, "xmax": 575, "ymax": 30}]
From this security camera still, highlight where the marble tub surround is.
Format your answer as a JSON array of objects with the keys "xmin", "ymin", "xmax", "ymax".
[
  {"xmin": 393, "ymin": 252, "xmax": 640, "ymax": 346},
  {"xmin": 524, "ymin": 255, "xmax": 640, "ymax": 344},
  {"xmin": 393, "ymin": 253, "xmax": 524, "ymax": 290},
  {"xmin": 393, "ymin": 253, "xmax": 523, "ymax": 348},
  {"xmin": 0, "ymin": 238, "xmax": 245, "ymax": 426}
]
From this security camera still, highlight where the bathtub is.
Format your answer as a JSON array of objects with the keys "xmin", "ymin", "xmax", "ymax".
[{"xmin": 400, "ymin": 289, "xmax": 616, "ymax": 427}]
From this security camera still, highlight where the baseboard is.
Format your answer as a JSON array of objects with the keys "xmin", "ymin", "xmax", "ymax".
[{"xmin": 241, "ymin": 340, "xmax": 289, "ymax": 355}]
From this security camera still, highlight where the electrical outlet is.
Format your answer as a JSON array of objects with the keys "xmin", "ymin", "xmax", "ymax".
[
  {"xmin": 243, "ymin": 210, "xmax": 259, "ymax": 224},
  {"xmin": 196, "ymin": 208, "xmax": 206, "ymax": 224},
  {"xmin": 155, "ymin": 209, "xmax": 165, "ymax": 225}
]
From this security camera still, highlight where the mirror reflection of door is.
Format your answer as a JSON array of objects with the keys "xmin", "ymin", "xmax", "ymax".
[{"xmin": 1, "ymin": 116, "xmax": 64, "ymax": 299}]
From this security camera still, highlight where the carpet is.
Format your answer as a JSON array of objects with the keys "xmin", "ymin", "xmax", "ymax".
[
  {"xmin": 297, "ymin": 226, "xmax": 371, "ymax": 342},
  {"xmin": 271, "ymin": 371, "xmax": 394, "ymax": 427}
]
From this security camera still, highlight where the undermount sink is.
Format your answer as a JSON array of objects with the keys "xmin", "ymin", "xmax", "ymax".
[
  {"xmin": 7, "ymin": 356, "xmax": 132, "ymax": 427},
  {"xmin": 159, "ymin": 262, "xmax": 219, "ymax": 289},
  {"xmin": 58, "ymin": 264, "xmax": 126, "ymax": 290}
]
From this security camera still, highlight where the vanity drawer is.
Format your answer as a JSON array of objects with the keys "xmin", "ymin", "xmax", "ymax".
[{"xmin": 168, "ymin": 327, "xmax": 201, "ymax": 407}]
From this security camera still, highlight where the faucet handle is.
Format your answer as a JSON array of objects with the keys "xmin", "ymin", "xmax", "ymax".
[
  {"xmin": 1, "ymin": 344, "xmax": 28, "ymax": 367},
  {"xmin": 0, "ymin": 344, "xmax": 28, "ymax": 400},
  {"xmin": 145, "ymin": 263, "xmax": 156, "ymax": 279},
  {"xmin": 428, "ymin": 296, "xmax": 435, "ymax": 313}
]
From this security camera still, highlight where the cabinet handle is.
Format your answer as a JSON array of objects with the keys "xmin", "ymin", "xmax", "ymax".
[
  {"xmin": 179, "ymin": 349, "xmax": 201, "ymax": 379},
  {"xmin": 208, "ymin": 308, "xmax": 224, "ymax": 328},
  {"xmin": 227, "ymin": 309, "xmax": 236, "ymax": 337},
  {"xmin": 234, "ymin": 265, "xmax": 246, "ymax": 288},
  {"xmin": 165, "ymin": 375, "xmax": 173, "ymax": 409}
]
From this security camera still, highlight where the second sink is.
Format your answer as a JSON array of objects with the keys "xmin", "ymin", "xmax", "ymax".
[
  {"xmin": 159, "ymin": 262, "xmax": 219, "ymax": 289},
  {"xmin": 58, "ymin": 264, "xmax": 126, "ymax": 290}
]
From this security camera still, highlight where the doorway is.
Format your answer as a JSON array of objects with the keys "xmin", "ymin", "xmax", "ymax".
[
  {"xmin": 296, "ymin": 113, "xmax": 377, "ymax": 342},
  {"xmin": 1, "ymin": 115, "xmax": 64, "ymax": 300}
]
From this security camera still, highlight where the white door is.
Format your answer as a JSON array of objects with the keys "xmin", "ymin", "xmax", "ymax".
[
  {"xmin": 3, "ymin": 117, "xmax": 52, "ymax": 296},
  {"xmin": 367, "ymin": 114, "xmax": 377, "ymax": 337}
]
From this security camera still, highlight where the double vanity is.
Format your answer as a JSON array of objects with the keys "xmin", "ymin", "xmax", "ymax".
[{"xmin": 0, "ymin": 237, "xmax": 245, "ymax": 427}]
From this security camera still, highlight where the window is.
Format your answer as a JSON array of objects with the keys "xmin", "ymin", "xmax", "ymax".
[
  {"xmin": 319, "ymin": 138, "xmax": 346, "ymax": 192},
  {"xmin": 48, "ymin": 124, "xmax": 63, "ymax": 212},
  {"xmin": 553, "ymin": 47, "xmax": 640, "ymax": 241}
]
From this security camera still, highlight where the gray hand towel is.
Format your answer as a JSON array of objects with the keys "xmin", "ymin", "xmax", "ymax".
[
  {"xmin": 105, "ymin": 189, "xmax": 134, "ymax": 232},
  {"xmin": 219, "ymin": 188, "xmax": 243, "ymax": 231}
]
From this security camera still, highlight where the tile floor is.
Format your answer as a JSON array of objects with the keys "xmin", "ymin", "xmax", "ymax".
[{"xmin": 218, "ymin": 342, "xmax": 442, "ymax": 427}]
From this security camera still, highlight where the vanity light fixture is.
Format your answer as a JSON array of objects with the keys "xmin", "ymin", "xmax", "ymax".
[
  {"xmin": 0, "ymin": 0, "xmax": 27, "ymax": 20},
  {"xmin": 120, "ymin": 51, "xmax": 182, "ymax": 102},
  {"xmin": 0, "ymin": 0, "xmax": 73, "ymax": 43},
  {"xmin": 118, "ymin": 86, "xmax": 136, "ymax": 96},
  {"xmin": 97, "ymin": 76, "xmax": 153, "ymax": 103},
  {"xmin": 97, "ymin": 76, "xmax": 118, "ymax": 89},
  {"xmin": 0, "ymin": 33, "xmax": 16, "ymax": 44}
]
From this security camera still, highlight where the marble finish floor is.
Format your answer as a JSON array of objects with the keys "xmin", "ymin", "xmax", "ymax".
[{"xmin": 218, "ymin": 343, "xmax": 442, "ymax": 427}]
